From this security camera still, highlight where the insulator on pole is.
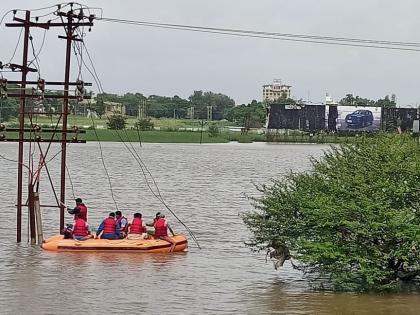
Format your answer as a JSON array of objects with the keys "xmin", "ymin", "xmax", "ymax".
[
  {"xmin": 75, "ymin": 79, "xmax": 85, "ymax": 102},
  {"xmin": 37, "ymin": 78, "xmax": 45, "ymax": 100}
]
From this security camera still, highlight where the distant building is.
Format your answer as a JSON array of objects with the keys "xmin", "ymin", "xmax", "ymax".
[
  {"xmin": 263, "ymin": 79, "xmax": 291, "ymax": 103},
  {"xmin": 104, "ymin": 101, "xmax": 125, "ymax": 115},
  {"xmin": 325, "ymin": 93, "xmax": 338, "ymax": 106}
]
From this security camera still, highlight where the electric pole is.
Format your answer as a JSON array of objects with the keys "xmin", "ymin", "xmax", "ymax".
[{"xmin": 1, "ymin": 5, "xmax": 94, "ymax": 242}]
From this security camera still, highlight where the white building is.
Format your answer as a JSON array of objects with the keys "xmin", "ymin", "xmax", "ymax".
[
  {"xmin": 325, "ymin": 93, "xmax": 338, "ymax": 106},
  {"xmin": 263, "ymin": 79, "xmax": 291, "ymax": 103}
]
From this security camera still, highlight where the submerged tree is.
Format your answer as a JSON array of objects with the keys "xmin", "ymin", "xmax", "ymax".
[{"xmin": 243, "ymin": 135, "xmax": 420, "ymax": 292}]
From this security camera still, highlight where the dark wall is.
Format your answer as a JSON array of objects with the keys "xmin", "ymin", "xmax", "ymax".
[
  {"xmin": 267, "ymin": 104, "xmax": 419, "ymax": 133},
  {"xmin": 383, "ymin": 108, "xmax": 418, "ymax": 132},
  {"xmin": 267, "ymin": 104, "xmax": 325, "ymax": 131}
]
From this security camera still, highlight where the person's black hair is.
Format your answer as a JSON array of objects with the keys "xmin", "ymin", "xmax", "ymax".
[
  {"xmin": 134, "ymin": 212, "xmax": 142, "ymax": 218},
  {"xmin": 109, "ymin": 212, "xmax": 115, "ymax": 217},
  {"xmin": 115, "ymin": 210, "xmax": 122, "ymax": 216},
  {"xmin": 75, "ymin": 198, "xmax": 82, "ymax": 203}
]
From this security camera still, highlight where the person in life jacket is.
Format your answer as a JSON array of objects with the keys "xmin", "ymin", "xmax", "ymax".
[
  {"xmin": 127, "ymin": 213, "xmax": 147, "ymax": 240},
  {"xmin": 62, "ymin": 224, "xmax": 73, "ymax": 239},
  {"xmin": 67, "ymin": 198, "xmax": 88, "ymax": 221},
  {"xmin": 153, "ymin": 212, "xmax": 176, "ymax": 252},
  {"xmin": 72, "ymin": 213, "xmax": 91, "ymax": 241},
  {"xmin": 95, "ymin": 212, "xmax": 122, "ymax": 240},
  {"xmin": 115, "ymin": 210, "xmax": 128, "ymax": 238}
]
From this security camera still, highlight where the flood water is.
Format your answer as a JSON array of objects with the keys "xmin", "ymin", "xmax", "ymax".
[{"xmin": 1, "ymin": 142, "xmax": 420, "ymax": 314}]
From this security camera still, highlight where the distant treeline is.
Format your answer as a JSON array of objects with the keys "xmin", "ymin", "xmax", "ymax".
[{"xmin": 0, "ymin": 91, "xmax": 399, "ymax": 129}]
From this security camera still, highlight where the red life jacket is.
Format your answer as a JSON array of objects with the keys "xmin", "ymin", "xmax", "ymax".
[
  {"xmin": 154, "ymin": 218, "xmax": 168, "ymax": 237},
  {"xmin": 129, "ymin": 218, "xmax": 144, "ymax": 234},
  {"xmin": 103, "ymin": 217, "xmax": 116, "ymax": 234},
  {"xmin": 74, "ymin": 203, "xmax": 88, "ymax": 221},
  {"xmin": 73, "ymin": 218, "xmax": 88, "ymax": 237},
  {"xmin": 116, "ymin": 216, "xmax": 128, "ymax": 233}
]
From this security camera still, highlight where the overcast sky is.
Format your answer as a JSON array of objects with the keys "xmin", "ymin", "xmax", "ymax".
[{"xmin": 1, "ymin": 0, "xmax": 420, "ymax": 106}]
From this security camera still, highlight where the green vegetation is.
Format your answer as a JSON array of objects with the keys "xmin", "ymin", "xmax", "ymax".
[
  {"xmin": 243, "ymin": 135, "xmax": 420, "ymax": 292},
  {"xmin": 339, "ymin": 93, "xmax": 396, "ymax": 107},
  {"xmin": 207, "ymin": 122, "xmax": 220, "ymax": 137},
  {"xmin": 96, "ymin": 90, "xmax": 235, "ymax": 119},
  {"xmin": 106, "ymin": 113, "xmax": 127, "ymax": 130},
  {"xmin": 85, "ymin": 129, "xmax": 229, "ymax": 143},
  {"xmin": 134, "ymin": 118, "xmax": 154, "ymax": 131},
  {"xmin": 225, "ymin": 100, "xmax": 266, "ymax": 128}
]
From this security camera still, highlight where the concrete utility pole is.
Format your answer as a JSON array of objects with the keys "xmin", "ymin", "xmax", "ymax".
[
  {"xmin": 190, "ymin": 106, "xmax": 194, "ymax": 119},
  {"xmin": 207, "ymin": 105, "xmax": 213, "ymax": 121},
  {"xmin": 138, "ymin": 100, "xmax": 146, "ymax": 119},
  {"xmin": 2, "ymin": 6, "xmax": 94, "ymax": 242}
]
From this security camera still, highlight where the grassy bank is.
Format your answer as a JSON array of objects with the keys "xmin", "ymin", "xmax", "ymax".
[
  {"xmin": 2, "ymin": 128, "xmax": 402, "ymax": 144},
  {"xmin": 3, "ymin": 116, "xmax": 409, "ymax": 144},
  {"xmin": 86, "ymin": 129, "xmax": 230, "ymax": 143}
]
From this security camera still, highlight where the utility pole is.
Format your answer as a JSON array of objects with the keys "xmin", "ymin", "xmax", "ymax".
[
  {"xmin": 190, "ymin": 105, "xmax": 194, "ymax": 119},
  {"xmin": 138, "ymin": 100, "xmax": 146, "ymax": 119},
  {"xmin": 2, "ymin": 6, "xmax": 93, "ymax": 242}
]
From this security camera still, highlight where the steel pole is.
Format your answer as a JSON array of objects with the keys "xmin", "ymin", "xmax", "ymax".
[
  {"xmin": 59, "ymin": 11, "xmax": 73, "ymax": 233},
  {"xmin": 17, "ymin": 11, "xmax": 31, "ymax": 243}
]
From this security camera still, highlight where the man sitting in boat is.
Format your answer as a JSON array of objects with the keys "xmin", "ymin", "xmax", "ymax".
[
  {"xmin": 127, "ymin": 213, "xmax": 147, "ymax": 239},
  {"xmin": 67, "ymin": 198, "xmax": 88, "ymax": 221},
  {"xmin": 95, "ymin": 212, "xmax": 122, "ymax": 240},
  {"xmin": 153, "ymin": 212, "xmax": 176, "ymax": 252},
  {"xmin": 115, "ymin": 210, "xmax": 128, "ymax": 238},
  {"xmin": 72, "ymin": 213, "xmax": 91, "ymax": 241}
]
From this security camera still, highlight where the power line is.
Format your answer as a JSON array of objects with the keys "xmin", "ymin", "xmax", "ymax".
[
  {"xmin": 76, "ymin": 37, "xmax": 201, "ymax": 248},
  {"xmin": 96, "ymin": 17, "xmax": 420, "ymax": 52}
]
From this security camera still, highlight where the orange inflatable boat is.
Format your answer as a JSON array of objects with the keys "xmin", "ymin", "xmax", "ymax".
[{"xmin": 41, "ymin": 234, "xmax": 188, "ymax": 252}]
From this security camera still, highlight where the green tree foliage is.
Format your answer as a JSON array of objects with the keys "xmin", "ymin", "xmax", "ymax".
[
  {"xmin": 207, "ymin": 122, "xmax": 220, "ymax": 137},
  {"xmin": 376, "ymin": 95, "xmax": 397, "ymax": 108},
  {"xmin": 134, "ymin": 118, "xmax": 154, "ymax": 131},
  {"xmin": 106, "ymin": 113, "xmax": 127, "ymax": 130},
  {"xmin": 243, "ymin": 135, "xmax": 420, "ymax": 292},
  {"xmin": 189, "ymin": 90, "xmax": 235, "ymax": 119},
  {"xmin": 274, "ymin": 97, "xmax": 297, "ymax": 105},
  {"xmin": 339, "ymin": 94, "xmax": 375, "ymax": 106},
  {"xmin": 225, "ymin": 100, "xmax": 266, "ymax": 128},
  {"xmin": 147, "ymin": 95, "xmax": 190, "ymax": 118},
  {"xmin": 94, "ymin": 98, "xmax": 106, "ymax": 118},
  {"xmin": 339, "ymin": 94, "xmax": 396, "ymax": 108},
  {"xmin": 0, "ymin": 98, "xmax": 19, "ymax": 122}
]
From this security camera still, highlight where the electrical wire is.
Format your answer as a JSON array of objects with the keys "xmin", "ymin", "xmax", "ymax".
[
  {"xmin": 67, "ymin": 28, "xmax": 120, "ymax": 212},
  {"xmin": 77, "ymin": 38, "xmax": 201, "ymax": 248},
  {"xmin": 29, "ymin": 31, "xmax": 41, "ymax": 77},
  {"xmin": 96, "ymin": 17, "xmax": 420, "ymax": 52},
  {"xmin": 8, "ymin": 28, "xmax": 23, "ymax": 64},
  {"xmin": 87, "ymin": 108, "xmax": 120, "ymax": 212},
  {"xmin": 118, "ymin": 129, "xmax": 202, "ymax": 248}
]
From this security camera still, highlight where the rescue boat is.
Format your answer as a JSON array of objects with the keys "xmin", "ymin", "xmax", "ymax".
[{"xmin": 41, "ymin": 234, "xmax": 188, "ymax": 252}]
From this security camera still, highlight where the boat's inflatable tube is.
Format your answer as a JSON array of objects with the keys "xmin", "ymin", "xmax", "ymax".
[{"xmin": 41, "ymin": 234, "xmax": 188, "ymax": 252}]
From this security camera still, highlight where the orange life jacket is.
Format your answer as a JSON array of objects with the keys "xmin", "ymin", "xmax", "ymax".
[
  {"xmin": 74, "ymin": 203, "xmax": 88, "ymax": 221},
  {"xmin": 129, "ymin": 218, "xmax": 144, "ymax": 234},
  {"xmin": 103, "ymin": 217, "xmax": 116, "ymax": 234},
  {"xmin": 154, "ymin": 218, "xmax": 168, "ymax": 237},
  {"xmin": 73, "ymin": 218, "xmax": 88, "ymax": 237}
]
